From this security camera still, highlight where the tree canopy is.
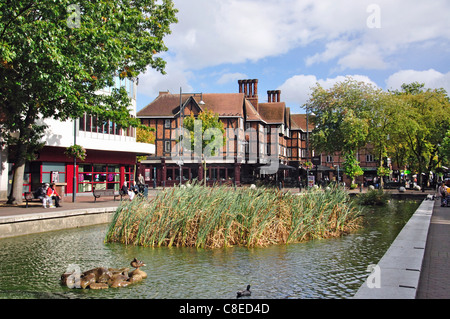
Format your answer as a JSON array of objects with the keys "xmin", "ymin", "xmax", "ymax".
[
  {"xmin": 0, "ymin": 0, "xmax": 178, "ymax": 203},
  {"xmin": 306, "ymin": 78, "xmax": 450, "ymax": 185}
]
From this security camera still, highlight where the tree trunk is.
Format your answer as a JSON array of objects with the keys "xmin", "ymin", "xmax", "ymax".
[
  {"xmin": 7, "ymin": 129, "xmax": 30, "ymax": 205},
  {"xmin": 8, "ymin": 162, "xmax": 25, "ymax": 205}
]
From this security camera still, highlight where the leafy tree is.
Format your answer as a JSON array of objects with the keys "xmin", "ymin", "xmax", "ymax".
[
  {"xmin": 307, "ymin": 77, "xmax": 377, "ymax": 155},
  {"xmin": 136, "ymin": 126, "xmax": 156, "ymax": 163},
  {"xmin": 391, "ymin": 83, "xmax": 450, "ymax": 185},
  {"xmin": 183, "ymin": 109, "xmax": 226, "ymax": 157},
  {"xmin": 0, "ymin": 0, "xmax": 178, "ymax": 204},
  {"xmin": 440, "ymin": 130, "xmax": 450, "ymax": 166},
  {"xmin": 136, "ymin": 127, "xmax": 156, "ymax": 144},
  {"xmin": 182, "ymin": 109, "xmax": 226, "ymax": 185},
  {"xmin": 306, "ymin": 77, "xmax": 379, "ymax": 182},
  {"xmin": 342, "ymin": 152, "xmax": 364, "ymax": 185}
]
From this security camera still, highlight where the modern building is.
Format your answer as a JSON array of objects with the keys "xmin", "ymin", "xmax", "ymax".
[{"xmin": 1, "ymin": 77, "xmax": 154, "ymax": 200}]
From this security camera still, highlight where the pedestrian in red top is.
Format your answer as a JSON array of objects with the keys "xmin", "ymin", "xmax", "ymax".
[{"xmin": 47, "ymin": 183, "xmax": 62, "ymax": 208}]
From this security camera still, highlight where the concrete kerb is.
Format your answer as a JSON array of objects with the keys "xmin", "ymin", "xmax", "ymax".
[
  {"xmin": 353, "ymin": 199, "xmax": 434, "ymax": 299},
  {"xmin": 0, "ymin": 206, "xmax": 118, "ymax": 239}
]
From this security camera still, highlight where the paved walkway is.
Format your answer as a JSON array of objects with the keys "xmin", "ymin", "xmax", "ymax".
[
  {"xmin": 416, "ymin": 200, "xmax": 450, "ymax": 298},
  {"xmin": 0, "ymin": 187, "xmax": 447, "ymax": 298}
]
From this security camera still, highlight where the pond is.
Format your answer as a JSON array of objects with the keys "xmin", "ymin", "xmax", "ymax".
[{"xmin": 0, "ymin": 200, "xmax": 420, "ymax": 299}]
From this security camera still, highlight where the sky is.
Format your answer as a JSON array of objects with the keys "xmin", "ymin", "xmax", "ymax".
[{"xmin": 136, "ymin": 0, "xmax": 450, "ymax": 114}]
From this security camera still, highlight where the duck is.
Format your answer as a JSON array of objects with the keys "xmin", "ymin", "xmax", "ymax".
[
  {"xmin": 130, "ymin": 258, "xmax": 146, "ymax": 269},
  {"xmin": 129, "ymin": 258, "xmax": 147, "ymax": 279},
  {"xmin": 236, "ymin": 285, "xmax": 251, "ymax": 298}
]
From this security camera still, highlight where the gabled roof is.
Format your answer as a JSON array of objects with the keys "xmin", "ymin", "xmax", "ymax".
[
  {"xmin": 137, "ymin": 93, "xmax": 188, "ymax": 117},
  {"xmin": 196, "ymin": 93, "xmax": 244, "ymax": 117},
  {"xmin": 290, "ymin": 114, "xmax": 315, "ymax": 131},
  {"xmin": 244, "ymin": 99, "xmax": 263, "ymax": 121},
  {"xmin": 258, "ymin": 102, "xmax": 286, "ymax": 124},
  {"xmin": 137, "ymin": 92, "xmax": 245, "ymax": 118}
]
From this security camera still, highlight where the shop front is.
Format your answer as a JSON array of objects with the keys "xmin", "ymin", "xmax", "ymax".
[{"xmin": 20, "ymin": 146, "xmax": 137, "ymax": 198}]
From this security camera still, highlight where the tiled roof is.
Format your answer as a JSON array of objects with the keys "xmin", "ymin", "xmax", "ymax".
[
  {"xmin": 244, "ymin": 99, "xmax": 263, "ymax": 121},
  {"xmin": 137, "ymin": 93, "xmax": 187, "ymax": 117},
  {"xmin": 197, "ymin": 93, "xmax": 244, "ymax": 117},
  {"xmin": 258, "ymin": 102, "xmax": 286, "ymax": 124},
  {"xmin": 290, "ymin": 114, "xmax": 315, "ymax": 131},
  {"xmin": 137, "ymin": 92, "xmax": 245, "ymax": 118}
]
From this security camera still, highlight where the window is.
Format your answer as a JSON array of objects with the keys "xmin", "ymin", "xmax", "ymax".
[
  {"xmin": 165, "ymin": 141, "xmax": 171, "ymax": 153},
  {"xmin": 77, "ymin": 164, "xmax": 121, "ymax": 193},
  {"xmin": 165, "ymin": 119, "xmax": 171, "ymax": 128},
  {"xmin": 366, "ymin": 154, "xmax": 374, "ymax": 162},
  {"xmin": 79, "ymin": 113, "xmax": 134, "ymax": 137},
  {"xmin": 326, "ymin": 155, "xmax": 333, "ymax": 163}
]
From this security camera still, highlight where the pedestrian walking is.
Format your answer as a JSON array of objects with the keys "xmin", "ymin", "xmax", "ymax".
[{"xmin": 438, "ymin": 182, "xmax": 448, "ymax": 207}]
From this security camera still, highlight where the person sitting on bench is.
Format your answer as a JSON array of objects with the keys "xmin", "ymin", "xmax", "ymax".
[
  {"xmin": 47, "ymin": 183, "xmax": 62, "ymax": 208},
  {"xmin": 121, "ymin": 181, "xmax": 135, "ymax": 201},
  {"xmin": 35, "ymin": 183, "xmax": 50, "ymax": 208}
]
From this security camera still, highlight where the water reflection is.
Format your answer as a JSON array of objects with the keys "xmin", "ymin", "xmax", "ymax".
[{"xmin": 0, "ymin": 200, "xmax": 420, "ymax": 299}]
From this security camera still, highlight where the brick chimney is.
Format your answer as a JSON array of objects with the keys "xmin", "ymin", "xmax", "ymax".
[
  {"xmin": 239, "ymin": 79, "xmax": 259, "ymax": 111},
  {"xmin": 267, "ymin": 90, "xmax": 281, "ymax": 103}
]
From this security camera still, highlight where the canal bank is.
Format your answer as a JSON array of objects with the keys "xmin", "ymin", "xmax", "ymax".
[
  {"xmin": 0, "ymin": 205, "xmax": 118, "ymax": 239},
  {"xmin": 353, "ymin": 198, "xmax": 434, "ymax": 299},
  {"xmin": 0, "ymin": 188, "xmax": 447, "ymax": 299}
]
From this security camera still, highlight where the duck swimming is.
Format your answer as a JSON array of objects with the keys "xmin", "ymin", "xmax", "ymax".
[
  {"xmin": 60, "ymin": 258, "xmax": 147, "ymax": 289},
  {"xmin": 129, "ymin": 257, "xmax": 147, "ymax": 280},
  {"xmin": 236, "ymin": 285, "xmax": 251, "ymax": 298},
  {"xmin": 130, "ymin": 258, "xmax": 146, "ymax": 269}
]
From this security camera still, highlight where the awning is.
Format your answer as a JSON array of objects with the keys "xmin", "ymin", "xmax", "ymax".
[
  {"xmin": 257, "ymin": 163, "xmax": 296, "ymax": 171},
  {"xmin": 301, "ymin": 165, "xmax": 335, "ymax": 172},
  {"xmin": 279, "ymin": 163, "xmax": 296, "ymax": 170}
]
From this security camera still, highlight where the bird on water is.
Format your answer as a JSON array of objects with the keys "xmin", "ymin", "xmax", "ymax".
[{"xmin": 236, "ymin": 285, "xmax": 251, "ymax": 298}]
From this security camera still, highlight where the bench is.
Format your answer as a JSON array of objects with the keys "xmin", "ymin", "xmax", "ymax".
[
  {"xmin": 92, "ymin": 188, "xmax": 121, "ymax": 202},
  {"xmin": 24, "ymin": 191, "xmax": 42, "ymax": 208}
]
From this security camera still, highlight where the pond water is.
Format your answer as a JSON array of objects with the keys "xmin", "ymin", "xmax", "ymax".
[{"xmin": 0, "ymin": 200, "xmax": 420, "ymax": 299}]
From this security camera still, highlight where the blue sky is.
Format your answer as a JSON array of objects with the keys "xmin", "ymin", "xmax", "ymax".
[{"xmin": 136, "ymin": 0, "xmax": 450, "ymax": 114}]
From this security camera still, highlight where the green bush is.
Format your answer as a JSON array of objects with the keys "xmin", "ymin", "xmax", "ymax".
[{"xmin": 355, "ymin": 189, "xmax": 391, "ymax": 206}]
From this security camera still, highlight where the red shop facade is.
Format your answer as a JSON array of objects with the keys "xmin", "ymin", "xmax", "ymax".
[{"xmin": 20, "ymin": 146, "xmax": 137, "ymax": 197}]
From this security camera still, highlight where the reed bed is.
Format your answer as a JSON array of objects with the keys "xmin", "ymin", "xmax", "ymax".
[{"xmin": 105, "ymin": 184, "xmax": 362, "ymax": 249}]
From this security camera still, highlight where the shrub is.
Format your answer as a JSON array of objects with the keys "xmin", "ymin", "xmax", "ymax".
[{"xmin": 354, "ymin": 189, "xmax": 391, "ymax": 206}]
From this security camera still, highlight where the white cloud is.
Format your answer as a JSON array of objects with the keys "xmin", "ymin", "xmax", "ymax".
[
  {"xmin": 137, "ymin": 0, "xmax": 450, "ymax": 105},
  {"xmin": 337, "ymin": 44, "xmax": 388, "ymax": 70},
  {"xmin": 166, "ymin": 0, "xmax": 450, "ymax": 71},
  {"xmin": 385, "ymin": 69, "xmax": 450, "ymax": 92},
  {"xmin": 137, "ymin": 58, "xmax": 193, "ymax": 98},
  {"xmin": 278, "ymin": 74, "xmax": 379, "ymax": 109},
  {"xmin": 217, "ymin": 72, "xmax": 248, "ymax": 85}
]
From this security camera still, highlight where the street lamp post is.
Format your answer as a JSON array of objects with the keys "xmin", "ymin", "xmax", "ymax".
[
  {"xmin": 334, "ymin": 164, "xmax": 340, "ymax": 187},
  {"xmin": 306, "ymin": 109, "xmax": 310, "ymax": 189},
  {"xmin": 72, "ymin": 119, "xmax": 77, "ymax": 202}
]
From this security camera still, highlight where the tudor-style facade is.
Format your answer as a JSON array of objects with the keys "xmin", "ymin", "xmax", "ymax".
[
  {"xmin": 137, "ymin": 79, "xmax": 381, "ymax": 187},
  {"xmin": 137, "ymin": 79, "xmax": 313, "ymax": 187}
]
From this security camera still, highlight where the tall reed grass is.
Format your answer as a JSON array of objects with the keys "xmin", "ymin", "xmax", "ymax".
[{"xmin": 105, "ymin": 183, "xmax": 361, "ymax": 249}]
